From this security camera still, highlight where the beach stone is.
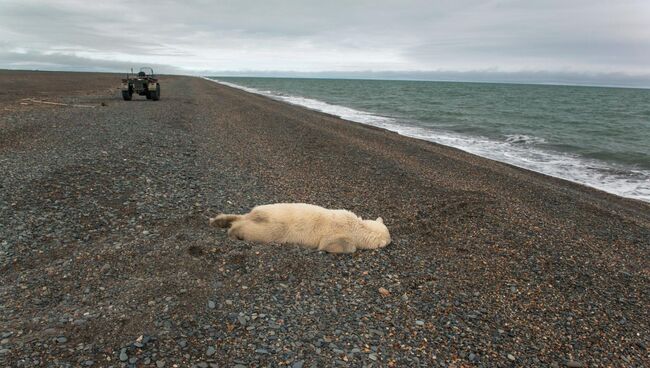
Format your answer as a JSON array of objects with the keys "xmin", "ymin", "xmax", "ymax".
[
  {"xmin": 292, "ymin": 361, "xmax": 304, "ymax": 368},
  {"xmin": 238, "ymin": 316, "xmax": 247, "ymax": 326},
  {"xmin": 156, "ymin": 360, "xmax": 166, "ymax": 368},
  {"xmin": 119, "ymin": 348, "xmax": 128, "ymax": 361},
  {"xmin": 206, "ymin": 346, "xmax": 216, "ymax": 356},
  {"xmin": 507, "ymin": 354, "xmax": 516, "ymax": 361},
  {"xmin": 567, "ymin": 361, "xmax": 583, "ymax": 367}
]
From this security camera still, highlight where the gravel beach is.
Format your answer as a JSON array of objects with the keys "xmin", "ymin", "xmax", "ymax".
[{"xmin": 1, "ymin": 71, "xmax": 648, "ymax": 367}]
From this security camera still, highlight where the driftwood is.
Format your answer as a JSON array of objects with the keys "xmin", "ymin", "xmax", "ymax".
[{"xmin": 21, "ymin": 98, "xmax": 96, "ymax": 108}]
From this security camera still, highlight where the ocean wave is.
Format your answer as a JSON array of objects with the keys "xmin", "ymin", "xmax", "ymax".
[
  {"xmin": 504, "ymin": 134, "xmax": 547, "ymax": 144},
  {"xmin": 205, "ymin": 77, "xmax": 650, "ymax": 202}
]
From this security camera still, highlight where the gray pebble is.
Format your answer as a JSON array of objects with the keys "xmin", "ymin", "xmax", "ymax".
[
  {"xmin": 238, "ymin": 316, "xmax": 247, "ymax": 326},
  {"xmin": 119, "ymin": 348, "xmax": 128, "ymax": 361},
  {"xmin": 206, "ymin": 346, "xmax": 216, "ymax": 356}
]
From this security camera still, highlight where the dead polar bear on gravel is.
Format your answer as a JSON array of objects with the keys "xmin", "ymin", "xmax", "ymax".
[{"xmin": 209, "ymin": 203, "xmax": 391, "ymax": 253}]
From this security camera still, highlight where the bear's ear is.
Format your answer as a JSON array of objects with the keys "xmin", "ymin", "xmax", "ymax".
[{"xmin": 376, "ymin": 217, "xmax": 384, "ymax": 224}]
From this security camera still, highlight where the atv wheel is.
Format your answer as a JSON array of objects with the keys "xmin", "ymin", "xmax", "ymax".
[
  {"xmin": 145, "ymin": 91, "xmax": 152, "ymax": 100},
  {"xmin": 122, "ymin": 90, "xmax": 132, "ymax": 101},
  {"xmin": 152, "ymin": 84, "xmax": 160, "ymax": 101}
]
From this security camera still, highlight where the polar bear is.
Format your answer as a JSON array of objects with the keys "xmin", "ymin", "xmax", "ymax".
[{"xmin": 209, "ymin": 203, "xmax": 391, "ymax": 253}]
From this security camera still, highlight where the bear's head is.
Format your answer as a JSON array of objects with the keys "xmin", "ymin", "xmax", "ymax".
[{"xmin": 362, "ymin": 217, "xmax": 391, "ymax": 248}]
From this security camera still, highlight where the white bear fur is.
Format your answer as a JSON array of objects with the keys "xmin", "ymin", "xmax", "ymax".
[{"xmin": 209, "ymin": 203, "xmax": 391, "ymax": 253}]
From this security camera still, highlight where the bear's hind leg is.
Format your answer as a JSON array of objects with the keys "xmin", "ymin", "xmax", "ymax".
[{"xmin": 227, "ymin": 223, "xmax": 245, "ymax": 240}]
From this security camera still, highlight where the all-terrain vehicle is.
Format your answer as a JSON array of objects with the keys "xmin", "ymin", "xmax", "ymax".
[{"xmin": 121, "ymin": 67, "xmax": 160, "ymax": 101}]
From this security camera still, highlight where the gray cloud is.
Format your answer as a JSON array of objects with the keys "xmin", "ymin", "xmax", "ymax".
[{"xmin": 1, "ymin": 0, "xmax": 649, "ymax": 86}]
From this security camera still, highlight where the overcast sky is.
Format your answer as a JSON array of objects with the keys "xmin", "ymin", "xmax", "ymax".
[{"xmin": 1, "ymin": 0, "xmax": 649, "ymax": 86}]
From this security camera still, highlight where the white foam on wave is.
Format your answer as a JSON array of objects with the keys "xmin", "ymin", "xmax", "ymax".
[
  {"xmin": 205, "ymin": 77, "xmax": 650, "ymax": 202},
  {"xmin": 504, "ymin": 134, "xmax": 547, "ymax": 144}
]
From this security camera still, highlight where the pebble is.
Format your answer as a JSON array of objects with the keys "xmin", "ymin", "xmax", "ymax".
[
  {"xmin": 415, "ymin": 320, "xmax": 425, "ymax": 326},
  {"xmin": 507, "ymin": 354, "xmax": 516, "ymax": 361},
  {"xmin": 292, "ymin": 361, "xmax": 304, "ymax": 368},
  {"xmin": 566, "ymin": 361, "xmax": 583, "ymax": 368},
  {"xmin": 369, "ymin": 353, "xmax": 378, "ymax": 361},
  {"xmin": 206, "ymin": 346, "xmax": 216, "ymax": 356},
  {"xmin": 119, "ymin": 348, "xmax": 128, "ymax": 361},
  {"xmin": 156, "ymin": 360, "xmax": 166, "ymax": 368},
  {"xmin": 56, "ymin": 336, "xmax": 67, "ymax": 343},
  {"xmin": 208, "ymin": 300, "xmax": 216, "ymax": 309},
  {"xmin": 100, "ymin": 263, "xmax": 110, "ymax": 273},
  {"xmin": 238, "ymin": 316, "xmax": 247, "ymax": 326}
]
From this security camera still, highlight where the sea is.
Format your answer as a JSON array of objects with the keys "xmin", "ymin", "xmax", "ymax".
[{"xmin": 205, "ymin": 77, "xmax": 650, "ymax": 203}]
